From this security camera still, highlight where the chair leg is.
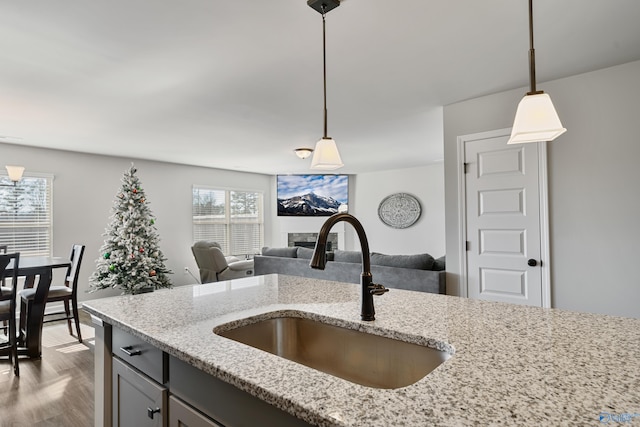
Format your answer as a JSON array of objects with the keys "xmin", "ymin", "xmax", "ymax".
[
  {"xmin": 71, "ymin": 299, "xmax": 82, "ymax": 343},
  {"xmin": 63, "ymin": 300, "xmax": 72, "ymax": 335},
  {"xmin": 18, "ymin": 298, "xmax": 26, "ymax": 346},
  {"xmin": 9, "ymin": 315, "xmax": 18, "ymax": 376},
  {"xmin": 14, "ymin": 340, "xmax": 19, "ymax": 376}
]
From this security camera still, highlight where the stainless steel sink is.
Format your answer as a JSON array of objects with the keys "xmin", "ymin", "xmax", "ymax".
[{"xmin": 216, "ymin": 316, "xmax": 451, "ymax": 389}]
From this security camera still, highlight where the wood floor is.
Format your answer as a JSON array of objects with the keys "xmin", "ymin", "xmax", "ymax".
[{"xmin": 0, "ymin": 315, "xmax": 95, "ymax": 427}]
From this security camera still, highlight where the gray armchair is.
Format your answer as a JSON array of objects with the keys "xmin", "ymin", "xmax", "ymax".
[{"xmin": 191, "ymin": 241, "xmax": 254, "ymax": 283}]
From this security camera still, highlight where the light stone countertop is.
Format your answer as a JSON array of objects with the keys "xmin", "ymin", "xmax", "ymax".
[{"xmin": 82, "ymin": 274, "xmax": 640, "ymax": 426}]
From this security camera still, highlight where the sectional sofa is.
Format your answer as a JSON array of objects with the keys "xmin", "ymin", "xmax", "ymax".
[{"xmin": 254, "ymin": 246, "xmax": 446, "ymax": 294}]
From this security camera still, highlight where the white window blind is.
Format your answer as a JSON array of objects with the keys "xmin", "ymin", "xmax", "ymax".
[
  {"xmin": 0, "ymin": 174, "xmax": 53, "ymax": 257},
  {"xmin": 193, "ymin": 187, "xmax": 264, "ymax": 256}
]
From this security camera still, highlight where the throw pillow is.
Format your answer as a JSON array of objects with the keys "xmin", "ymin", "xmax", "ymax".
[
  {"xmin": 432, "ymin": 256, "xmax": 446, "ymax": 271},
  {"xmin": 296, "ymin": 247, "xmax": 315, "ymax": 259}
]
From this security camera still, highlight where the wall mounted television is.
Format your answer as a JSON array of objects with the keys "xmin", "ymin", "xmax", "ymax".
[{"xmin": 277, "ymin": 174, "xmax": 348, "ymax": 216}]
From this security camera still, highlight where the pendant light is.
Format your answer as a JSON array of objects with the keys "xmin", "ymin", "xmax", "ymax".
[
  {"xmin": 508, "ymin": 0, "xmax": 566, "ymax": 144},
  {"xmin": 309, "ymin": 0, "xmax": 344, "ymax": 170},
  {"xmin": 1, "ymin": 165, "xmax": 25, "ymax": 186}
]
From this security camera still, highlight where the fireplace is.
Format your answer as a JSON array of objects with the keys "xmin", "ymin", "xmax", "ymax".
[{"xmin": 288, "ymin": 232, "xmax": 338, "ymax": 252}]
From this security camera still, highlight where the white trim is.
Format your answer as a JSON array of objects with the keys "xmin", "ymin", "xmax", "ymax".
[
  {"xmin": 456, "ymin": 135, "xmax": 468, "ymax": 298},
  {"xmin": 538, "ymin": 142, "xmax": 552, "ymax": 308},
  {"xmin": 456, "ymin": 128, "xmax": 551, "ymax": 308}
]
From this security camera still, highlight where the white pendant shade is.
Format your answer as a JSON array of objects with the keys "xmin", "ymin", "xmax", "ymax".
[
  {"xmin": 310, "ymin": 137, "xmax": 344, "ymax": 170},
  {"xmin": 5, "ymin": 165, "xmax": 25, "ymax": 182},
  {"xmin": 508, "ymin": 93, "xmax": 567, "ymax": 144}
]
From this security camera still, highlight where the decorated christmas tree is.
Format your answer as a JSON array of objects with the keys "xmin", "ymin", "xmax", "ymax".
[{"xmin": 90, "ymin": 164, "xmax": 172, "ymax": 294}]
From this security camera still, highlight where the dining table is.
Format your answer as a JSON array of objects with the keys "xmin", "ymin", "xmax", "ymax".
[{"xmin": 5, "ymin": 256, "xmax": 71, "ymax": 358}]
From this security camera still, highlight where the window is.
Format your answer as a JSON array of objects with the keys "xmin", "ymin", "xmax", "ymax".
[
  {"xmin": 0, "ymin": 173, "xmax": 53, "ymax": 257},
  {"xmin": 192, "ymin": 187, "xmax": 264, "ymax": 256}
]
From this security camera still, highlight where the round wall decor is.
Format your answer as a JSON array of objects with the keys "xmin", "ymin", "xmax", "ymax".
[{"xmin": 378, "ymin": 193, "xmax": 422, "ymax": 229}]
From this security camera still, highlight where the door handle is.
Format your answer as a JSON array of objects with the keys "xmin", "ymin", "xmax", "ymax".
[{"xmin": 527, "ymin": 259, "xmax": 538, "ymax": 267}]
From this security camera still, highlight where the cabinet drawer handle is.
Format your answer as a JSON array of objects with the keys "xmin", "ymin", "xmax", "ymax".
[
  {"xmin": 120, "ymin": 345, "xmax": 142, "ymax": 357},
  {"xmin": 147, "ymin": 407, "xmax": 161, "ymax": 419}
]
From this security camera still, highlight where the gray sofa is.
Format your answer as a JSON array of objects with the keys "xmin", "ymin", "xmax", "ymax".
[{"xmin": 254, "ymin": 247, "xmax": 445, "ymax": 294}]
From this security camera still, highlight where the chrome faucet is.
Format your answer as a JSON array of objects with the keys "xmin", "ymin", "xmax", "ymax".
[{"xmin": 310, "ymin": 213, "xmax": 388, "ymax": 321}]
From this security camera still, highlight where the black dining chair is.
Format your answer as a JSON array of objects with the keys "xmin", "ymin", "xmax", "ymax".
[
  {"xmin": 0, "ymin": 244, "xmax": 7, "ymax": 285},
  {"xmin": 0, "ymin": 244, "xmax": 8, "ymax": 336},
  {"xmin": 0, "ymin": 252, "xmax": 20, "ymax": 376},
  {"xmin": 19, "ymin": 244, "xmax": 86, "ymax": 343}
]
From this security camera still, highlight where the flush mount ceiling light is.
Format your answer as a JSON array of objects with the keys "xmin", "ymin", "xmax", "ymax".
[
  {"xmin": 309, "ymin": 0, "xmax": 344, "ymax": 171},
  {"xmin": 508, "ymin": 0, "xmax": 566, "ymax": 145},
  {"xmin": 294, "ymin": 148, "xmax": 314, "ymax": 159}
]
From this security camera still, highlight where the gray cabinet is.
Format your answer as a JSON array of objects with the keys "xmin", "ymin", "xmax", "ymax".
[
  {"xmin": 169, "ymin": 396, "xmax": 222, "ymax": 427},
  {"xmin": 111, "ymin": 326, "xmax": 169, "ymax": 427},
  {"xmin": 170, "ymin": 355, "xmax": 311, "ymax": 427},
  {"xmin": 112, "ymin": 357, "xmax": 168, "ymax": 427},
  {"xmin": 93, "ymin": 321, "xmax": 311, "ymax": 427},
  {"xmin": 112, "ymin": 325, "xmax": 166, "ymax": 384}
]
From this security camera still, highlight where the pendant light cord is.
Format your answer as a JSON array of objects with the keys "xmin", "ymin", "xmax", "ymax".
[
  {"xmin": 527, "ymin": 0, "xmax": 542, "ymax": 95},
  {"xmin": 322, "ymin": 6, "xmax": 329, "ymax": 139}
]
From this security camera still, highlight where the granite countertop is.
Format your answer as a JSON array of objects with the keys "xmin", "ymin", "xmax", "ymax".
[{"xmin": 82, "ymin": 274, "xmax": 640, "ymax": 426}]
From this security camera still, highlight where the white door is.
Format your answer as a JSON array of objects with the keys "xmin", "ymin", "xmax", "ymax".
[{"xmin": 462, "ymin": 130, "xmax": 548, "ymax": 307}]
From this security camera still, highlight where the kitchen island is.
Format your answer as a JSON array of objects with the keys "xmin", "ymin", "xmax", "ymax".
[{"xmin": 83, "ymin": 274, "xmax": 640, "ymax": 426}]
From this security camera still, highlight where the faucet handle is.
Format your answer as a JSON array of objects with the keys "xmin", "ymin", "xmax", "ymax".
[{"xmin": 368, "ymin": 283, "xmax": 389, "ymax": 296}]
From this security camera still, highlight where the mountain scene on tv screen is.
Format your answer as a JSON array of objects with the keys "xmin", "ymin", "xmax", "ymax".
[{"xmin": 278, "ymin": 192, "xmax": 341, "ymax": 216}]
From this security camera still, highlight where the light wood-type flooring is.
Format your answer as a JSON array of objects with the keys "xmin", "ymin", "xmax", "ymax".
[{"xmin": 0, "ymin": 314, "xmax": 95, "ymax": 427}]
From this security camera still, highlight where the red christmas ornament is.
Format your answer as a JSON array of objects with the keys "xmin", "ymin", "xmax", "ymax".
[
  {"xmin": 133, "ymin": 188, "xmax": 137, "ymax": 194},
  {"xmin": 139, "ymin": 247, "xmax": 144, "ymax": 253},
  {"xmin": 149, "ymin": 270, "xmax": 156, "ymax": 277}
]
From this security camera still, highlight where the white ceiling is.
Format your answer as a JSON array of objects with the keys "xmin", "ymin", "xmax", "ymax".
[{"xmin": 1, "ymin": 0, "xmax": 640, "ymax": 175}]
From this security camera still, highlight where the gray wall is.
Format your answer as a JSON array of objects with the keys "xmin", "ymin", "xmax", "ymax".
[
  {"xmin": 0, "ymin": 143, "xmax": 273, "ymax": 301},
  {"xmin": 444, "ymin": 60, "xmax": 640, "ymax": 319},
  {"xmin": 352, "ymin": 164, "xmax": 445, "ymax": 257}
]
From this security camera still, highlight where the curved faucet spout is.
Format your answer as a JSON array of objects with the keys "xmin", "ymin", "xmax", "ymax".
[
  {"xmin": 310, "ymin": 213, "xmax": 370, "ymax": 273},
  {"xmin": 310, "ymin": 213, "xmax": 386, "ymax": 321}
]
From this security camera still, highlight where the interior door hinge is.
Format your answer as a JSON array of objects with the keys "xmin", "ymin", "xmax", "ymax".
[
  {"xmin": 464, "ymin": 163, "xmax": 469, "ymax": 174},
  {"xmin": 466, "ymin": 241, "xmax": 470, "ymax": 251}
]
